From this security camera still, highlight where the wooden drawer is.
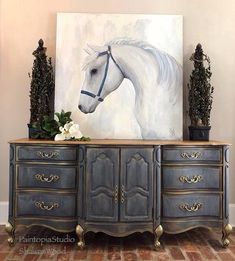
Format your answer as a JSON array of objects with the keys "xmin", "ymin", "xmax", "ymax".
[
  {"xmin": 162, "ymin": 166, "xmax": 221, "ymax": 190},
  {"xmin": 16, "ymin": 146, "xmax": 77, "ymax": 161},
  {"xmin": 162, "ymin": 193, "xmax": 221, "ymax": 218},
  {"xmin": 17, "ymin": 165, "xmax": 77, "ymax": 189},
  {"xmin": 162, "ymin": 147, "xmax": 222, "ymax": 163},
  {"xmin": 16, "ymin": 192, "xmax": 76, "ymax": 217}
]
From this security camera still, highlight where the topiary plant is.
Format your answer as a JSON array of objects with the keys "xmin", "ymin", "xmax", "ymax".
[
  {"xmin": 188, "ymin": 43, "xmax": 214, "ymax": 140},
  {"xmin": 28, "ymin": 39, "xmax": 54, "ymax": 137},
  {"xmin": 188, "ymin": 43, "xmax": 214, "ymax": 126}
]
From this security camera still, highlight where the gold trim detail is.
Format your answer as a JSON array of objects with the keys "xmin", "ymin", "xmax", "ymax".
[
  {"xmin": 37, "ymin": 151, "xmax": 59, "ymax": 159},
  {"xmin": 5, "ymin": 222, "xmax": 15, "ymax": 246},
  {"xmin": 35, "ymin": 201, "xmax": 59, "ymax": 211},
  {"xmin": 15, "ymin": 223, "xmax": 75, "ymax": 233},
  {"xmin": 154, "ymin": 225, "xmax": 163, "ymax": 248},
  {"xmin": 179, "ymin": 175, "xmax": 203, "ymax": 184},
  {"xmin": 76, "ymin": 225, "xmax": 85, "ymax": 249},
  {"xmin": 16, "ymin": 217, "xmax": 76, "ymax": 221},
  {"xmin": 181, "ymin": 151, "xmax": 202, "ymax": 159},
  {"xmin": 114, "ymin": 185, "xmax": 118, "ymax": 203},
  {"xmin": 121, "ymin": 185, "xmax": 125, "ymax": 203},
  {"xmin": 222, "ymin": 223, "xmax": 232, "ymax": 247},
  {"xmin": 34, "ymin": 174, "xmax": 60, "ymax": 183},
  {"xmin": 179, "ymin": 202, "xmax": 202, "ymax": 212}
]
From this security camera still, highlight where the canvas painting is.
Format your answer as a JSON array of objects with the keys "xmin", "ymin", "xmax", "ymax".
[{"xmin": 55, "ymin": 13, "xmax": 183, "ymax": 139}]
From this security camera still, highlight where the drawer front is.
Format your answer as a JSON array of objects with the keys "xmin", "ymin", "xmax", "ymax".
[
  {"xmin": 162, "ymin": 147, "xmax": 222, "ymax": 163},
  {"xmin": 17, "ymin": 165, "xmax": 77, "ymax": 189},
  {"xmin": 16, "ymin": 192, "xmax": 76, "ymax": 217},
  {"xmin": 162, "ymin": 194, "xmax": 221, "ymax": 218},
  {"xmin": 162, "ymin": 166, "xmax": 221, "ymax": 190},
  {"xmin": 17, "ymin": 146, "xmax": 77, "ymax": 161}
]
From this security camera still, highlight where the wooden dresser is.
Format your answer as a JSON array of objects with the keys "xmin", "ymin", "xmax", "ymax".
[{"xmin": 6, "ymin": 139, "xmax": 232, "ymax": 249}]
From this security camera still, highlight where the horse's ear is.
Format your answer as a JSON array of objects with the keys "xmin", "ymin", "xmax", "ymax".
[
  {"xmin": 87, "ymin": 44, "xmax": 106, "ymax": 53},
  {"xmin": 83, "ymin": 48, "xmax": 93, "ymax": 55}
]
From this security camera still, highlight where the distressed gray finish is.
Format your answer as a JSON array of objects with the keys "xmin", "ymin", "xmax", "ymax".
[
  {"xmin": 162, "ymin": 147, "xmax": 222, "ymax": 162},
  {"xmin": 7, "ymin": 144, "xmax": 79, "ymax": 238},
  {"xmin": 161, "ymin": 145, "xmax": 231, "ymax": 246},
  {"xmin": 162, "ymin": 166, "xmax": 221, "ymax": 190},
  {"xmin": 85, "ymin": 147, "xmax": 154, "ymax": 223},
  {"xmin": 162, "ymin": 193, "xmax": 221, "ymax": 218},
  {"xmin": 86, "ymin": 148, "xmax": 119, "ymax": 221},
  {"xmin": 17, "ymin": 165, "xmax": 77, "ymax": 189},
  {"xmin": 120, "ymin": 148, "xmax": 153, "ymax": 221},
  {"xmin": 7, "ymin": 141, "xmax": 231, "ymax": 248},
  {"xmin": 17, "ymin": 192, "xmax": 76, "ymax": 217},
  {"xmin": 17, "ymin": 145, "xmax": 77, "ymax": 161}
]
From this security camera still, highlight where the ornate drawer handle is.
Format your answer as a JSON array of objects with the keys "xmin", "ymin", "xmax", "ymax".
[
  {"xmin": 37, "ymin": 151, "xmax": 59, "ymax": 159},
  {"xmin": 179, "ymin": 202, "xmax": 202, "ymax": 212},
  {"xmin": 121, "ymin": 185, "xmax": 125, "ymax": 203},
  {"xmin": 180, "ymin": 152, "xmax": 202, "ymax": 159},
  {"xmin": 35, "ymin": 201, "xmax": 59, "ymax": 211},
  {"xmin": 114, "ymin": 185, "xmax": 118, "ymax": 204},
  {"xmin": 179, "ymin": 175, "xmax": 203, "ymax": 184},
  {"xmin": 34, "ymin": 174, "xmax": 60, "ymax": 183}
]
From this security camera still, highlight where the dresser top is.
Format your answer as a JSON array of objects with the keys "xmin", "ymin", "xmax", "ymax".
[{"xmin": 8, "ymin": 138, "xmax": 231, "ymax": 146}]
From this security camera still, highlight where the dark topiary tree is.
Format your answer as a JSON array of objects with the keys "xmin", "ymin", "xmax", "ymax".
[
  {"xmin": 28, "ymin": 39, "xmax": 54, "ymax": 137},
  {"xmin": 188, "ymin": 43, "xmax": 214, "ymax": 140}
]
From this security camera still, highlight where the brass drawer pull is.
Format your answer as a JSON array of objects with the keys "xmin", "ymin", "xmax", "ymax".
[
  {"xmin": 179, "ymin": 202, "xmax": 202, "ymax": 212},
  {"xmin": 114, "ymin": 185, "xmax": 118, "ymax": 203},
  {"xmin": 37, "ymin": 151, "xmax": 59, "ymax": 159},
  {"xmin": 34, "ymin": 174, "xmax": 60, "ymax": 183},
  {"xmin": 179, "ymin": 175, "xmax": 203, "ymax": 184},
  {"xmin": 121, "ymin": 185, "xmax": 125, "ymax": 203},
  {"xmin": 180, "ymin": 152, "xmax": 202, "ymax": 159},
  {"xmin": 35, "ymin": 201, "xmax": 59, "ymax": 211}
]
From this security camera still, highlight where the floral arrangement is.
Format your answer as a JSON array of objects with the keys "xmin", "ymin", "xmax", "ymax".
[
  {"xmin": 55, "ymin": 121, "xmax": 82, "ymax": 141},
  {"xmin": 31, "ymin": 110, "xmax": 90, "ymax": 141}
]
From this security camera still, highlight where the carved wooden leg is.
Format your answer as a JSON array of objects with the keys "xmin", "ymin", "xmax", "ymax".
[
  {"xmin": 154, "ymin": 225, "xmax": 163, "ymax": 249},
  {"xmin": 76, "ymin": 225, "xmax": 85, "ymax": 249},
  {"xmin": 5, "ymin": 222, "xmax": 15, "ymax": 246},
  {"xmin": 222, "ymin": 223, "xmax": 233, "ymax": 247}
]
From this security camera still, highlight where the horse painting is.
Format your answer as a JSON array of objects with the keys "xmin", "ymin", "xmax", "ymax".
[{"xmin": 78, "ymin": 39, "xmax": 182, "ymax": 139}]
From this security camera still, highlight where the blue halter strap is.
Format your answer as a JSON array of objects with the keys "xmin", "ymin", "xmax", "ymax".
[{"xmin": 80, "ymin": 45, "xmax": 125, "ymax": 102}]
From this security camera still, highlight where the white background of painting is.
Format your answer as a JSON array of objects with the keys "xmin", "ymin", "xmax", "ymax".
[{"xmin": 55, "ymin": 13, "xmax": 182, "ymax": 139}]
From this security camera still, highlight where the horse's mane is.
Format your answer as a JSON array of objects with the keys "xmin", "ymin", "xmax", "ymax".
[{"xmin": 83, "ymin": 38, "xmax": 182, "ymax": 87}]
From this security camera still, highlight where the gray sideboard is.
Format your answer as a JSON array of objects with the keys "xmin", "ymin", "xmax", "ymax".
[{"xmin": 6, "ymin": 139, "xmax": 232, "ymax": 249}]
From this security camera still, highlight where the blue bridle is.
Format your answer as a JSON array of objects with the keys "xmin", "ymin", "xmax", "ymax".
[{"xmin": 80, "ymin": 45, "xmax": 125, "ymax": 102}]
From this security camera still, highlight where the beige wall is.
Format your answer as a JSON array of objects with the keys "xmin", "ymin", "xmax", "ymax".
[{"xmin": 1, "ymin": 0, "xmax": 235, "ymax": 202}]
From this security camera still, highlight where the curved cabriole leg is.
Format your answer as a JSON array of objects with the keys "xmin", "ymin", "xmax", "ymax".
[
  {"xmin": 154, "ymin": 225, "xmax": 163, "ymax": 249},
  {"xmin": 76, "ymin": 225, "xmax": 85, "ymax": 249},
  {"xmin": 5, "ymin": 222, "xmax": 15, "ymax": 246},
  {"xmin": 222, "ymin": 223, "xmax": 233, "ymax": 247}
]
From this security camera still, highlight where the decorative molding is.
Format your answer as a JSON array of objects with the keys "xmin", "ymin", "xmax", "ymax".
[
  {"xmin": 1, "ymin": 201, "xmax": 235, "ymax": 227},
  {"xmin": 0, "ymin": 202, "xmax": 8, "ymax": 225}
]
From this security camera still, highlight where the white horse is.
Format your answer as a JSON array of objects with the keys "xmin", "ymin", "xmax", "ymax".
[{"xmin": 78, "ymin": 39, "xmax": 182, "ymax": 139}]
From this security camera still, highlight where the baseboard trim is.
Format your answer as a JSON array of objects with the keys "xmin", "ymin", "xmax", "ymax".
[
  {"xmin": 1, "ymin": 202, "xmax": 235, "ymax": 226},
  {"xmin": 0, "ymin": 201, "xmax": 8, "ymax": 225},
  {"xmin": 229, "ymin": 204, "xmax": 235, "ymax": 227}
]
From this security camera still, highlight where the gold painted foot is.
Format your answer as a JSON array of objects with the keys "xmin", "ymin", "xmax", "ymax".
[
  {"xmin": 222, "ymin": 223, "xmax": 233, "ymax": 247},
  {"xmin": 5, "ymin": 222, "xmax": 15, "ymax": 246},
  {"xmin": 154, "ymin": 225, "xmax": 163, "ymax": 249},
  {"xmin": 76, "ymin": 225, "xmax": 85, "ymax": 249}
]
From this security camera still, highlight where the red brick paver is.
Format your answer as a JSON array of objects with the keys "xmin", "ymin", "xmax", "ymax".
[{"xmin": 0, "ymin": 226, "xmax": 235, "ymax": 260}]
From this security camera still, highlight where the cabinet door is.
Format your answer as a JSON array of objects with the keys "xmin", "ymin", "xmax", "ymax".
[
  {"xmin": 120, "ymin": 148, "xmax": 153, "ymax": 221},
  {"xmin": 86, "ymin": 148, "xmax": 119, "ymax": 221}
]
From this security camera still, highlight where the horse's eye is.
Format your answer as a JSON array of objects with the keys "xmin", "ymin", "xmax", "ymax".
[{"xmin": 91, "ymin": 68, "xmax": 97, "ymax": 75}]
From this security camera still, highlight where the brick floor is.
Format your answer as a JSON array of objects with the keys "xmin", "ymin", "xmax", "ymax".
[{"xmin": 0, "ymin": 225, "xmax": 235, "ymax": 260}]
